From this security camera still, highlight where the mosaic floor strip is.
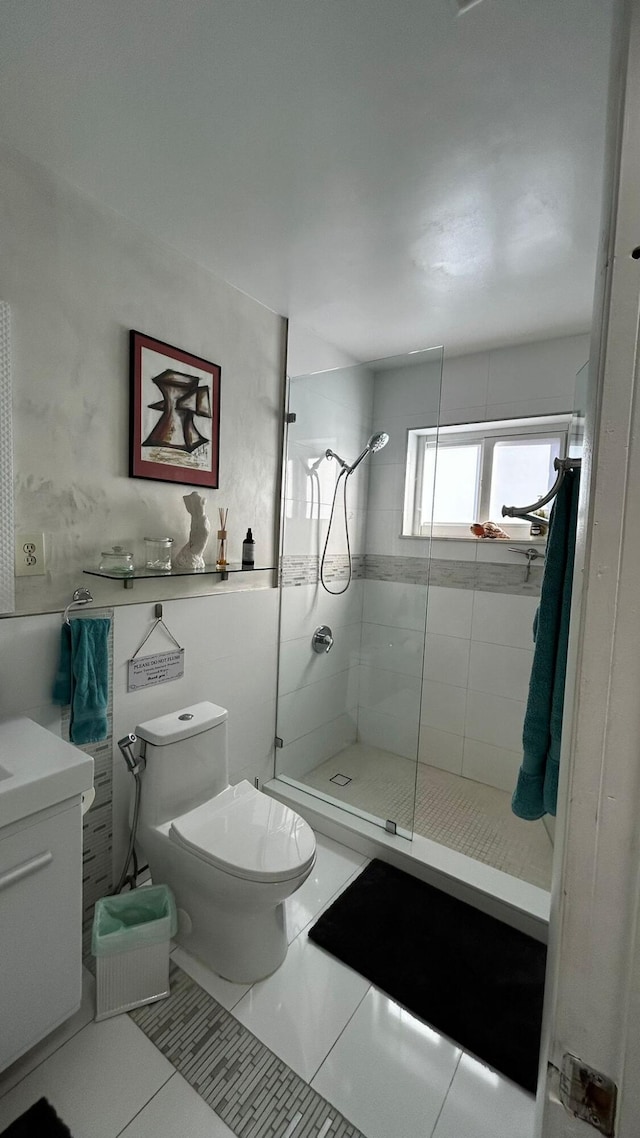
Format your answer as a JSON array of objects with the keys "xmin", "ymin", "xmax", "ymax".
[
  {"xmin": 301, "ymin": 744, "xmax": 553, "ymax": 890},
  {"xmin": 130, "ymin": 965, "xmax": 365, "ymax": 1138}
]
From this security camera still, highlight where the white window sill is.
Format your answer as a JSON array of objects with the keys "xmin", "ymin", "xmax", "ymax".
[{"xmin": 399, "ymin": 534, "xmax": 548, "ymax": 545}]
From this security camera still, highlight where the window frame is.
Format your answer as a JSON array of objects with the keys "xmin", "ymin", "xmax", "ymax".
[{"xmin": 402, "ymin": 414, "xmax": 571, "ymax": 539}]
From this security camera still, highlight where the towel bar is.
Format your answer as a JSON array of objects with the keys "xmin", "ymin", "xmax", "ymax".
[
  {"xmin": 502, "ymin": 457, "xmax": 581, "ymax": 522},
  {"xmin": 63, "ymin": 587, "xmax": 93, "ymax": 625}
]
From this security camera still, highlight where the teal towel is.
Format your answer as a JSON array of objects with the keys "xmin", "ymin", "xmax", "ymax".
[
  {"xmin": 52, "ymin": 617, "xmax": 111, "ymax": 744},
  {"xmin": 52, "ymin": 624, "xmax": 72, "ymax": 705},
  {"xmin": 512, "ymin": 469, "xmax": 580, "ymax": 820}
]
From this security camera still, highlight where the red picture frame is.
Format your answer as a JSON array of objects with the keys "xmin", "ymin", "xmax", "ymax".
[{"xmin": 129, "ymin": 330, "xmax": 221, "ymax": 487}]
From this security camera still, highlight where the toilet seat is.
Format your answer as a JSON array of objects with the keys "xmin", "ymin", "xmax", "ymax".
[{"xmin": 168, "ymin": 780, "xmax": 316, "ymax": 884}]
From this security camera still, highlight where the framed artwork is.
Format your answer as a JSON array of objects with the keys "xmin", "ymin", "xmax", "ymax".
[{"xmin": 129, "ymin": 330, "xmax": 221, "ymax": 487}]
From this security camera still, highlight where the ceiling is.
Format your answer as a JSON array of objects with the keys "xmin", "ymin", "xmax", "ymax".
[{"xmin": 0, "ymin": 0, "xmax": 614, "ymax": 361}]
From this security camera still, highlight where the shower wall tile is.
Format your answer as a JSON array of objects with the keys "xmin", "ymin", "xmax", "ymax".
[
  {"xmin": 280, "ymin": 553, "xmax": 365, "ymax": 588},
  {"xmin": 484, "ymin": 394, "xmax": 573, "ymax": 423},
  {"xmin": 424, "ymin": 633, "xmax": 470, "ymax": 688},
  {"xmin": 228, "ymin": 699, "xmax": 278, "ymax": 784},
  {"xmin": 278, "ymin": 667, "xmax": 359, "ymax": 745},
  {"xmin": 373, "ymin": 358, "xmax": 442, "ymax": 421},
  {"xmin": 438, "ymin": 405, "xmax": 487, "ymax": 427},
  {"xmin": 418, "ymin": 726, "xmax": 464, "ymax": 775},
  {"xmin": 360, "ymin": 622, "xmax": 425, "ymax": 677},
  {"xmin": 430, "ymin": 540, "xmax": 478, "ymax": 562},
  {"xmin": 486, "ymin": 335, "xmax": 587, "ymax": 406},
  {"xmin": 464, "ymin": 690, "xmax": 527, "ymax": 753},
  {"xmin": 367, "ymin": 462, "xmax": 406, "ymax": 513},
  {"xmin": 468, "ymin": 642, "xmax": 534, "ymax": 703},
  {"xmin": 358, "ymin": 665, "xmax": 422, "ymax": 723},
  {"xmin": 357, "ymin": 706, "xmax": 419, "ymax": 761},
  {"xmin": 276, "ymin": 713, "xmax": 358, "ymax": 781},
  {"xmin": 462, "ymin": 738, "xmax": 522, "ymax": 793},
  {"xmin": 420, "ymin": 679, "xmax": 468, "ymax": 736},
  {"xmin": 362, "ymin": 579, "xmax": 428, "ymax": 632},
  {"xmin": 278, "ymin": 622, "xmax": 362, "ymax": 696},
  {"xmin": 471, "ymin": 591, "xmax": 539, "ymax": 649},
  {"xmin": 364, "ymin": 554, "xmax": 431, "ymax": 584},
  {"xmin": 428, "ymin": 560, "xmax": 477, "ymax": 590},
  {"xmin": 364, "ymin": 507, "xmax": 404, "ymax": 556},
  {"xmin": 279, "ymin": 579, "xmax": 364, "ymax": 642},
  {"xmin": 440, "ymin": 351, "xmax": 490, "ymax": 412},
  {"xmin": 301, "ymin": 363, "xmax": 375, "ymax": 417},
  {"xmin": 426, "ymin": 586, "xmax": 474, "ymax": 639},
  {"xmin": 371, "ymin": 413, "xmax": 428, "ymax": 466}
]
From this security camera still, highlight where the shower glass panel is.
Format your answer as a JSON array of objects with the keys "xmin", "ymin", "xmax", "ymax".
[{"xmin": 276, "ymin": 347, "xmax": 444, "ymax": 839}]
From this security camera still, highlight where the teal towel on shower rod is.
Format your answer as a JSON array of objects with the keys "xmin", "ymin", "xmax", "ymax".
[
  {"xmin": 512, "ymin": 468, "xmax": 580, "ymax": 820},
  {"xmin": 52, "ymin": 617, "xmax": 111, "ymax": 744}
]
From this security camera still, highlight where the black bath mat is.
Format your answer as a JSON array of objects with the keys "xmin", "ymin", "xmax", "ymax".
[
  {"xmin": 0, "ymin": 1098, "xmax": 73, "ymax": 1137},
  {"xmin": 308, "ymin": 859, "xmax": 546, "ymax": 1093}
]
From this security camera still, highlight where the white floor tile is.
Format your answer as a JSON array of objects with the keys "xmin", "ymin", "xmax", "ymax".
[
  {"xmin": 312, "ymin": 988, "xmax": 461, "ymax": 1138},
  {"xmin": 285, "ymin": 833, "xmax": 368, "ymax": 942},
  {"xmin": 119, "ymin": 1072, "xmax": 235, "ymax": 1137},
  {"xmin": 0, "ymin": 1015, "xmax": 174, "ymax": 1138},
  {"xmin": 170, "ymin": 946, "xmax": 251, "ymax": 1012},
  {"xmin": 232, "ymin": 933, "xmax": 370, "ymax": 1081},
  {"xmin": 432, "ymin": 1052, "xmax": 536, "ymax": 1138},
  {"xmin": 0, "ymin": 967, "xmax": 96, "ymax": 1098}
]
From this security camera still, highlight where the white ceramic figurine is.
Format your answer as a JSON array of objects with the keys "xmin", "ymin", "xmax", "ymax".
[{"xmin": 174, "ymin": 491, "xmax": 211, "ymax": 568}]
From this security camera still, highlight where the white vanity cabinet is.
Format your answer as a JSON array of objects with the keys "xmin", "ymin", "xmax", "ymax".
[{"xmin": 0, "ymin": 718, "xmax": 93, "ymax": 1072}]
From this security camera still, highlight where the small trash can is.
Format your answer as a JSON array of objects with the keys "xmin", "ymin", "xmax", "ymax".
[{"xmin": 91, "ymin": 884, "xmax": 177, "ymax": 1021}]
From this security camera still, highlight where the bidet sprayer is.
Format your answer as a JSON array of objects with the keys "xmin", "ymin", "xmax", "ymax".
[{"xmin": 117, "ymin": 733, "xmax": 145, "ymax": 776}]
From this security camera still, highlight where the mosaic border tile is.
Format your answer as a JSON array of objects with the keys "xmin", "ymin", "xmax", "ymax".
[
  {"xmin": 131, "ymin": 964, "xmax": 365, "ymax": 1138},
  {"xmin": 280, "ymin": 555, "xmax": 365, "ymax": 587},
  {"xmin": 282, "ymin": 553, "xmax": 541, "ymax": 595}
]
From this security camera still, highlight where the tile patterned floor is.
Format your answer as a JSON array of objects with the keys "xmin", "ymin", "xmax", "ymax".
[
  {"xmin": 301, "ymin": 745, "xmax": 553, "ymax": 890},
  {"xmin": 0, "ymin": 834, "xmax": 537, "ymax": 1138}
]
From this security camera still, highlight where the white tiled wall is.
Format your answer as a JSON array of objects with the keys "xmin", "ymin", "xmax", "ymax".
[
  {"xmin": 421, "ymin": 585, "xmax": 538, "ymax": 791},
  {"xmin": 276, "ymin": 581, "xmax": 363, "ymax": 779}
]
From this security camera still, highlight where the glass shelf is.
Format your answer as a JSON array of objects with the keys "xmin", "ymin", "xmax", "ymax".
[{"xmin": 83, "ymin": 564, "xmax": 275, "ymax": 589}]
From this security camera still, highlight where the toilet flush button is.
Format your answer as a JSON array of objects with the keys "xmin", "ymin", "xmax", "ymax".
[{"xmin": 178, "ymin": 713, "xmax": 194, "ymax": 720}]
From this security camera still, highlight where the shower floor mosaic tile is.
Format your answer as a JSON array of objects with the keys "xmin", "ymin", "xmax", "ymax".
[{"xmin": 302, "ymin": 744, "xmax": 553, "ymax": 890}]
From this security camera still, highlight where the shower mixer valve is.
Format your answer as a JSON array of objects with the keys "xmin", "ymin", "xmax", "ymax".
[{"xmin": 312, "ymin": 625, "xmax": 334, "ymax": 654}]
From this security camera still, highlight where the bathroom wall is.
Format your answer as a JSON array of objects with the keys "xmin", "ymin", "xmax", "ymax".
[
  {"xmin": 363, "ymin": 332, "xmax": 589, "ymax": 790},
  {"xmin": 0, "ymin": 144, "xmax": 286, "ymax": 925},
  {"xmin": 0, "ymin": 588, "xmax": 279, "ymax": 944},
  {"xmin": 0, "ymin": 142, "xmax": 286, "ymax": 615}
]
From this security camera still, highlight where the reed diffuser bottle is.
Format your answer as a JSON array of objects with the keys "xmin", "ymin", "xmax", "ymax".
[{"xmin": 216, "ymin": 507, "xmax": 228, "ymax": 569}]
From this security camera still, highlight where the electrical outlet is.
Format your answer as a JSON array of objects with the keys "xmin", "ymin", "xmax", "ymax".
[{"xmin": 15, "ymin": 533, "xmax": 46, "ymax": 576}]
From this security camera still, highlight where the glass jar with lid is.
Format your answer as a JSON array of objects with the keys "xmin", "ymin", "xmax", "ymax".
[
  {"xmin": 144, "ymin": 536, "xmax": 173, "ymax": 572},
  {"xmin": 99, "ymin": 545, "xmax": 134, "ymax": 575}
]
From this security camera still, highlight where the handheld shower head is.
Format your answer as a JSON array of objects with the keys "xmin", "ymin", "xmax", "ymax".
[
  {"xmin": 368, "ymin": 432, "xmax": 390, "ymax": 453},
  {"xmin": 347, "ymin": 431, "xmax": 390, "ymax": 473}
]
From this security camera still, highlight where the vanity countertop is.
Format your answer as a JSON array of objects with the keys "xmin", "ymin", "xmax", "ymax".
[{"xmin": 0, "ymin": 717, "xmax": 93, "ymax": 828}]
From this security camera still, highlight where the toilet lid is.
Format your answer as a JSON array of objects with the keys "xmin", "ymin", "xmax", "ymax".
[{"xmin": 168, "ymin": 781, "xmax": 316, "ymax": 883}]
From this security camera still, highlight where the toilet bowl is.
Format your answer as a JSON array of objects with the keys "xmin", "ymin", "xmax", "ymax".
[{"xmin": 135, "ymin": 701, "xmax": 316, "ymax": 983}]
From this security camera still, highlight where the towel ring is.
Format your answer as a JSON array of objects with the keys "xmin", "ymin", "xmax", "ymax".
[{"xmin": 63, "ymin": 587, "xmax": 93, "ymax": 625}]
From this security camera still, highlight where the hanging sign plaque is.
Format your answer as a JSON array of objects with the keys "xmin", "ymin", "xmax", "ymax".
[{"xmin": 127, "ymin": 648, "xmax": 185, "ymax": 691}]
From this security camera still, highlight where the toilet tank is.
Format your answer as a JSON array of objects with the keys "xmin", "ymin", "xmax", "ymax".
[{"xmin": 136, "ymin": 701, "xmax": 229, "ymax": 825}]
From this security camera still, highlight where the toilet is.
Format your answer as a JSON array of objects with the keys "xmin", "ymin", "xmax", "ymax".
[{"xmin": 134, "ymin": 701, "xmax": 316, "ymax": 983}]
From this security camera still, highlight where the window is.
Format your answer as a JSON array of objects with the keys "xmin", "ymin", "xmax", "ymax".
[{"xmin": 402, "ymin": 415, "xmax": 570, "ymax": 538}]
